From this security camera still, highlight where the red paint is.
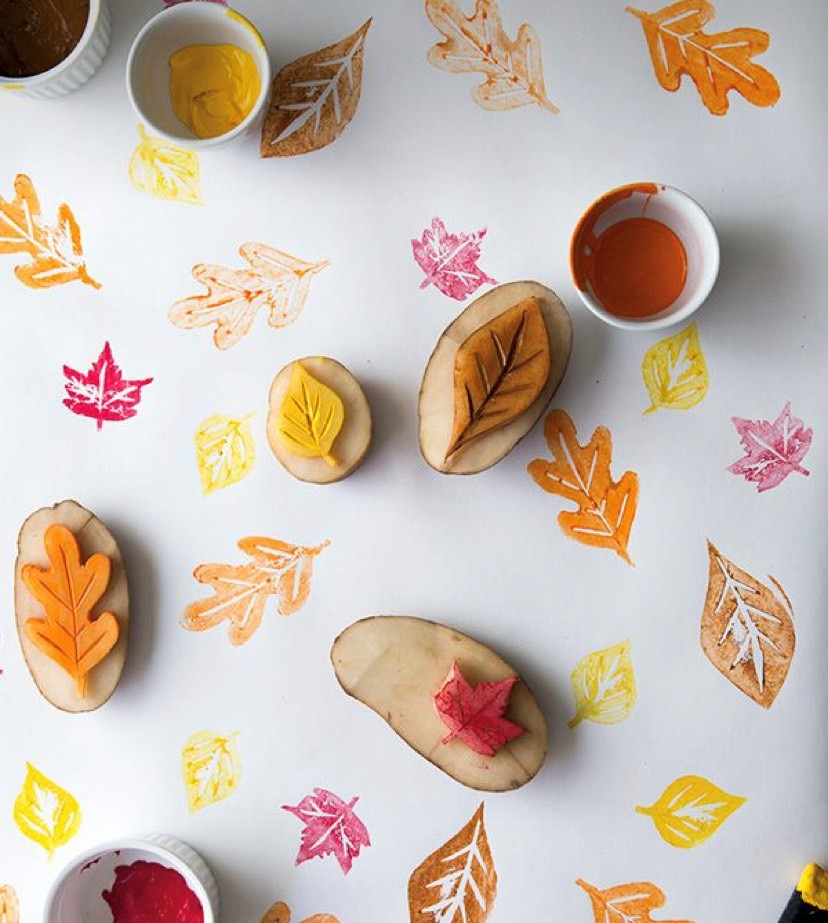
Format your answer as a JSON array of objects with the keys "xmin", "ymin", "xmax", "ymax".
[{"xmin": 102, "ymin": 861, "xmax": 203, "ymax": 923}]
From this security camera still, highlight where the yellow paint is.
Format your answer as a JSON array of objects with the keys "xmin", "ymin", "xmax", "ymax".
[
  {"xmin": 226, "ymin": 9, "xmax": 266, "ymax": 49},
  {"xmin": 277, "ymin": 363, "xmax": 344, "ymax": 467},
  {"xmin": 181, "ymin": 730, "xmax": 242, "ymax": 813},
  {"xmin": 195, "ymin": 412, "xmax": 256, "ymax": 495},
  {"xmin": 568, "ymin": 640, "xmax": 636, "ymax": 728},
  {"xmin": 129, "ymin": 124, "xmax": 201, "ymax": 205},
  {"xmin": 642, "ymin": 322, "xmax": 709, "ymax": 414},
  {"xmin": 169, "ymin": 43, "xmax": 260, "ymax": 139},
  {"xmin": 2, "ymin": 85, "xmax": 24, "ymax": 91},
  {"xmin": 799, "ymin": 864, "xmax": 828, "ymax": 911},
  {"xmin": 636, "ymin": 774, "xmax": 746, "ymax": 848},
  {"xmin": 13, "ymin": 763, "xmax": 81, "ymax": 857}
]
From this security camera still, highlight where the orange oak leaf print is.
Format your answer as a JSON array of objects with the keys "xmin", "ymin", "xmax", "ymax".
[
  {"xmin": 169, "ymin": 242, "xmax": 329, "ymax": 349},
  {"xmin": 0, "ymin": 885, "xmax": 19, "ymax": 923},
  {"xmin": 0, "ymin": 174, "xmax": 99, "ymax": 289},
  {"xmin": 182, "ymin": 536, "xmax": 329, "ymax": 645},
  {"xmin": 626, "ymin": 1, "xmax": 780, "ymax": 116},
  {"xmin": 576, "ymin": 878, "xmax": 694, "ymax": 923},
  {"xmin": 528, "ymin": 410, "xmax": 639, "ymax": 565}
]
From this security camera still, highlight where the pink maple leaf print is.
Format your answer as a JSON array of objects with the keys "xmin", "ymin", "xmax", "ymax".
[
  {"xmin": 63, "ymin": 342, "xmax": 154, "ymax": 430},
  {"xmin": 728, "ymin": 402, "xmax": 812, "ymax": 492},
  {"xmin": 411, "ymin": 217, "xmax": 496, "ymax": 300},
  {"xmin": 282, "ymin": 788, "xmax": 370, "ymax": 875}
]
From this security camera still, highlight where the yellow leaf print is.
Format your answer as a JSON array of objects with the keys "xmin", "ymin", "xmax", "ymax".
[
  {"xmin": 276, "ymin": 363, "xmax": 344, "ymax": 467},
  {"xmin": 641, "ymin": 322, "xmax": 709, "ymax": 414},
  {"xmin": 636, "ymin": 774, "xmax": 746, "ymax": 848},
  {"xmin": 568, "ymin": 640, "xmax": 637, "ymax": 728},
  {"xmin": 0, "ymin": 885, "xmax": 19, "ymax": 923},
  {"xmin": 182, "ymin": 730, "xmax": 242, "ymax": 813},
  {"xmin": 13, "ymin": 763, "xmax": 81, "ymax": 857},
  {"xmin": 129, "ymin": 124, "xmax": 202, "ymax": 205},
  {"xmin": 195, "ymin": 413, "xmax": 256, "ymax": 495}
]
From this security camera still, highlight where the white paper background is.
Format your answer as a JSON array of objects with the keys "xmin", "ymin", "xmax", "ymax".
[{"xmin": 1, "ymin": 0, "xmax": 827, "ymax": 920}]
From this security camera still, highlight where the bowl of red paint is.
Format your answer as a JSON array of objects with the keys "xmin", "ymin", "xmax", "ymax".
[
  {"xmin": 570, "ymin": 182, "xmax": 719, "ymax": 331},
  {"xmin": 44, "ymin": 834, "xmax": 219, "ymax": 923}
]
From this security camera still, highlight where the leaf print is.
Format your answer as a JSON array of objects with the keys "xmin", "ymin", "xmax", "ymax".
[
  {"xmin": 181, "ymin": 729, "xmax": 242, "ymax": 813},
  {"xmin": 0, "ymin": 173, "xmax": 99, "ymax": 289},
  {"xmin": 409, "ymin": 803, "xmax": 496, "ymax": 923},
  {"xmin": 170, "ymin": 242, "xmax": 329, "ymax": 349},
  {"xmin": 426, "ymin": 0, "xmax": 559, "ymax": 114},
  {"xmin": 128, "ymin": 124, "xmax": 201, "ymax": 205},
  {"xmin": 0, "ymin": 886, "xmax": 19, "ymax": 923},
  {"xmin": 13, "ymin": 763, "xmax": 81, "ymax": 856},
  {"xmin": 282, "ymin": 788, "xmax": 370, "ymax": 875},
  {"xmin": 63, "ymin": 342, "xmax": 154, "ymax": 431},
  {"xmin": 261, "ymin": 20, "xmax": 371, "ymax": 157},
  {"xmin": 528, "ymin": 410, "xmax": 639, "ymax": 564},
  {"xmin": 576, "ymin": 878, "xmax": 695, "ymax": 923},
  {"xmin": 568, "ymin": 640, "xmax": 637, "ymax": 728},
  {"xmin": 275, "ymin": 363, "xmax": 345, "ymax": 467},
  {"xmin": 728, "ymin": 403, "xmax": 812, "ymax": 493},
  {"xmin": 636, "ymin": 774, "xmax": 746, "ymax": 848},
  {"xmin": 701, "ymin": 541, "xmax": 795, "ymax": 708},
  {"xmin": 182, "ymin": 535, "xmax": 330, "ymax": 645},
  {"xmin": 447, "ymin": 297, "xmax": 551, "ymax": 459},
  {"xmin": 626, "ymin": 1, "xmax": 780, "ymax": 116},
  {"xmin": 261, "ymin": 903, "xmax": 339, "ymax": 923},
  {"xmin": 195, "ymin": 413, "xmax": 256, "ymax": 495},
  {"xmin": 412, "ymin": 218, "xmax": 496, "ymax": 301},
  {"xmin": 641, "ymin": 323, "xmax": 709, "ymax": 414}
]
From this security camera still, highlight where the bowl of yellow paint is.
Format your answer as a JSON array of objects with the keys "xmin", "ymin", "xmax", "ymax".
[{"xmin": 126, "ymin": 3, "xmax": 271, "ymax": 149}]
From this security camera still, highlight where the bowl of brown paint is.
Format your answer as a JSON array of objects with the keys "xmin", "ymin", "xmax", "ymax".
[
  {"xmin": 570, "ymin": 183, "xmax": 719, "ymax": 331},
  {"xmin": 0, "ymin": 0, "xmax": 110, "ymax": 98}
]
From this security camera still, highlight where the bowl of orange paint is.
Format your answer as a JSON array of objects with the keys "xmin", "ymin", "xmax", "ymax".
[{"xmin": 570, "ymin": 183, "xmax": 719, "ymax": 331}]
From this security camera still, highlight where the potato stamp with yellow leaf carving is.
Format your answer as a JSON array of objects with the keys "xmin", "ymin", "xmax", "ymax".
[{"xmin": 267, "ymin": 357, "xmax": 372, "ymax": 484}]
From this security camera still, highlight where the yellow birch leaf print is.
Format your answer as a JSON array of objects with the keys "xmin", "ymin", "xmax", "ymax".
[
  {"xmin": 636, "ymin": 774, "xmax": 746, "ymax": 848},
  {"xmin": 642, "ymin": 323, "xmax": 709, "ymax": 414},
  {"xmin": 195, "ymin": 413, "xmax": 256, "ymax": 495},
  {"xmin": 276, "ymin": 363, "xmax": 344, "ymax": 467},
  {"xmin": 568, "ymin": 640, "xmax": 637, "ymax": 728},
  {"xmin": 181, "ymin": 729, "xmax": 243, "ymax": 814},
  {"xmin": 13, "ymin": 763, "xmax": 81, "ymax": 857},
  {"xmin": 0, "ymin": 885, "xmax": 19, "ymax": 923},
  {"xmin": 128, "ymin": 124, "xmax": 202, "ymax": 205}
]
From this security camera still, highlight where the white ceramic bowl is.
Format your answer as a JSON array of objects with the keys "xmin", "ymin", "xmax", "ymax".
[
  {"xmin": 44, "ymin": 834, "xmax": 219, "ymax": 923},
  {"xmin": 126, "ymin": 4, "xmax": 271, "ymax": 150},
  {"xmin": 0, "ymin": 0, "xmax": 110, "ymax": 99},
  {"xmin": 569, "ymin": 182, "xmax": 719, "ymax": 331}
]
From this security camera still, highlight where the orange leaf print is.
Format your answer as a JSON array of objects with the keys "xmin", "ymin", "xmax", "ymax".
[
  {"xmin": 22, "ymin": 524, "xmax": 120, "ymax": 698},
  {"xmin": 0, "ymin": 886, "xmax": 19, "ymax": 923},
  {"xmin": 182, "ymin": 536, "xmax": 330, "ymax": 645},
  {"xmin": 626, "ymin": 1, "xmax": 780, "ymax": 116},
  {"xmin": 0, "ymin": 174, "xmax": 100, "ymax": 289},
  {"xmin": 576, "ymin": 878, "xmax": 694, "ymax": 923},
  {"xmin": 528, "ymin": 410, "xmax": 639, "ymax": 565},
  {"xmin": 260, "ymin": 903, "xmax": 339, "ymax": 923}
]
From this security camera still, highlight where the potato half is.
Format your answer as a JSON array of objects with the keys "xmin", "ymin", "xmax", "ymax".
[
  {"xmin": 419, "ymin": 281, "xmax": 572, "ymax": 474},
  {"xmin": 14, "ymin": 500, "xmax": 129, "ymax": 713},
  {"xmin": 331, "ymin": 615, "xmax": 548, "ymax": 792}
]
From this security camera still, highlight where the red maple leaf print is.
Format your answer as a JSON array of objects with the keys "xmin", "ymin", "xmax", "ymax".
[
  {"xmin": 411, "ymin": 217, "xmax": 496, "ymax": 300},
  {"xmin": 282, "ymin": 788, "xmax": 370, "ymax": 875},
  {"xmin": 63, "ymin": 342, "xmax": 154, "ymax": 430},
  {"xmin": 728, "ymin": 402, "xmax": 812, "ymax": 492},
  {"xmin": 434, "ymin": 661, "xmax": 525, "ymax": 757}
]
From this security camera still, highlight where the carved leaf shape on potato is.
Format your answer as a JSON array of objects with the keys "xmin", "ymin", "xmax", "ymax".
[
  {"xmin": 181, "ymin": 729, "xmax": 242, "ymax": 813},
  {"xmin": 22, "ymin": 524, "xmax": 120, "ymax": 698},
  {"xmin": 13, "ymin": 763, "xmax": 81, "ymax": 857},
  {"xmin": 576, "ymin": 878, "xmax": 694, "ymax": 923},
  {"xmin": 426, "ymin": 0, "xmax": 559, "ymax": 114},
  {"xmin": 636, "ymin": 774, "xmax": 746, "ymax": 848},
  {"xmin": 446, "ymin": 297, "xmax": 550, "ymax": 459},
  {"xmin": 409, "ymin": 803, "xmax": 497, "ymax": 923},
  {"xmin": 260, "ymin": 903, "xmax": 339, "ymax": 923},
  {"xmin": 701, "ymin": 541, "xmax": 794, "ymax": 708},
  {"xmin": 170, "ymin": 242, "xmax": 329, "ymax": 349},
  {"xmin": 642, "ymin": 323, "xmax": 709, "ymax": 414},
  {"xmin": 128, "ymin": 124, "xmax": 201, "ymax": 205},
  {"xmin": 276, "ymin": 363, "xmax": 345, "ymax": 466},
  {"xmin": 626, "ymin": 1, "xmax": 780, "ymax": 116},
  {"xmin": 568, "ymin": 640, "xmax": 637, "ymax": 728},
  {"xmin": 0, "ymin": 886, "xmax": 19, "ymax": 923},
  {"xmin": 528, "ymin": 410, "xmax": 639, "ymax": 565},
  {"xmin": 195, "ymin": 413, "xmax": 256, "ymax": 495},
  {"xmin": 261, "ymin": 20, "xmax": 371, "ymax": 157},
  {"xmin": 0, "ymin": 173, "xmax": 100, "ymax": 289},
  {"xmin": 182, "ymin": 536, "xmax": 330, "ymax": 645}
]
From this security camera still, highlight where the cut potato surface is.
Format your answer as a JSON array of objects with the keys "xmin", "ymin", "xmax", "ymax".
[
  {"xmin": 331, "ymin": 615, "xmax": 548, "ymax": 792},
  {"xmin": 14, "ymin": 500, "xmax": 129, "ymax": 714},
  {"xmin": 419, "ymin": 280, "xmax": 572, "ymax": 474},
  {"xmin": 267, "ymin": 357, "xmax": 372, "ymax": 484}
]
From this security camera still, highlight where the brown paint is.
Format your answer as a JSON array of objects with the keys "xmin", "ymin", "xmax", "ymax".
[{"xmin": 0, "ymin": 0, "xmax": 89, "ymax": 79}]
